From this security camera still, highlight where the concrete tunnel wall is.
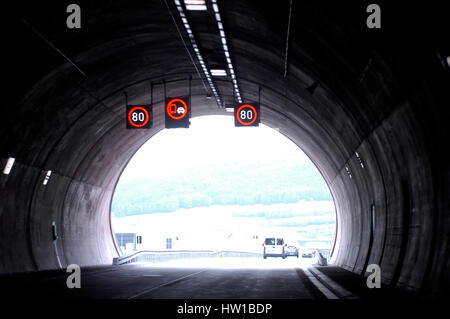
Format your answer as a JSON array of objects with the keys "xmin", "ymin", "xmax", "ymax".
[{"xmin": 0, "ymin": 0, "xmax": 449, "ymax": 297}]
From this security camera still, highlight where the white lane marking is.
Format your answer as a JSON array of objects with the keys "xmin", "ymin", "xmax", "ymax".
[
  {"xmin": 308, "ymin": 267, "xmax": 359, "ymax": 299},
  {"xmin": 303, "ymin": 268, "xmax": 339, "ymax": 299},
  {"xmin": 127, "ymin": 270, "xmax": 207, "ymax": 299}
]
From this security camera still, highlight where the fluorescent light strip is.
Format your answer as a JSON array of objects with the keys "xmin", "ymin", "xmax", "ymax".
[
  {"xmin": 185, "ymin": 0, "xmax": 206, "ymax": 10},
  {"xmin": 3, "ymin": 157, "xmax": 15, "ymax": 175},
  {"xmin": 211, "ymin": 69, "xmax": 227, "ymax": 76},
  {"xmin": 211, "ymin": 0, "xmax": 242, "ymax": 103},
  {"xmin": 185, "ymin": 0, "xmax": 205, "ymax": 4},
  {"xmin": 185, "ymin": 4, "xmax": 207, "ymax": 11},
  {"xmin": 43, "ymin": 170, "xmax": 52, "ymax": 185},
  {"xmin": 174, "ymin": 0, "xmax": 223, "ymax": 107}
]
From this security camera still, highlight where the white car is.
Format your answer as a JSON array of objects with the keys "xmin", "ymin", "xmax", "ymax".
[{"xmin": 263, "ymin": 237, "xmax": 286, "ymax": 259}]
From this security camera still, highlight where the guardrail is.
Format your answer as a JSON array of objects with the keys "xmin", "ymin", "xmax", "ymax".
[{"xmin": 112, "ymin": 250, "xmax": 263, "ymax": 265}]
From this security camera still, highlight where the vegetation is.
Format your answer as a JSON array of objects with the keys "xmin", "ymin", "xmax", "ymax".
[{"xmin": 111, "ymin": 159, "xmax": 332, "ymax": 217}]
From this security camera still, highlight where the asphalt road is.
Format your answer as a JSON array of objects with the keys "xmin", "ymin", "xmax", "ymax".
[{"xmin": 0, "ymin": 257, "xmax": 328, "ymax": 299}]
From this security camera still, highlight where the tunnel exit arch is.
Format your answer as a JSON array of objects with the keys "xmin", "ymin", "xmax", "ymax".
[
  {"xmin": 0, "ymin": 0, "xmax": 448, "ymax": 298},
  {"xmin": 108, "ymin": 114, "xmax": 338, "ymax": 258}
]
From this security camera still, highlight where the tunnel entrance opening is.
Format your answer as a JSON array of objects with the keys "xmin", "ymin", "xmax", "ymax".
[{"xmin": 111, "ymin": 115, "xmax": 336, "ymax": 268}]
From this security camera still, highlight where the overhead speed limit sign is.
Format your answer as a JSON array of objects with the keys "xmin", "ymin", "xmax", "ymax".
[
  {"xmin": 234, "ymin": 103, "xmax": 260, "ymax": 127},
  {"xmin": 126, "ymin": 105, "xmax": 152, "ymax": 129}
]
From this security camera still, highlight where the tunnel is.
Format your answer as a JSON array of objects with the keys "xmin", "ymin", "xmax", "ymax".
[{"xmin": 0, "ymin": 0, "xmax": 449, "ymax": 300}]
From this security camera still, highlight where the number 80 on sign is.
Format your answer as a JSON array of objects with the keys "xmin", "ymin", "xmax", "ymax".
[
  {"xmin": 126, "ymin": 105, "xmax": 152, "ymax": 129},
  {"xmin": 234, "ymin": 103, "xmax": 260, "ymax": 127}
]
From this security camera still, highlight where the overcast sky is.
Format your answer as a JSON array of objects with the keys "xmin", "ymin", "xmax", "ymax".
[{"xmin": 119, "ymin": 115, "xmax": 311, "ymax": 182}]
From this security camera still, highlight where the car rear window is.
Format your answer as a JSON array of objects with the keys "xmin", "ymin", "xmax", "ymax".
[
  {"xmin": 265, "ymin": 238, "xmax": 275, "ymax": 245},
  {"xmin": 276, "ymin": 238, "xmax": 284, "ymax": 245}
]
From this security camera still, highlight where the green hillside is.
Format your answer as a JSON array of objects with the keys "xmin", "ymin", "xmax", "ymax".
[{"xmin": 112, "ymin": 158, "xmax": 332, "ymax": 217}]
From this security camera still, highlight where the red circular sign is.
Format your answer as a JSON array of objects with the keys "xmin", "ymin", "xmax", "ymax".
[
  {"xmin": 236, "ymin": 104, "xmax": 258, "ymax": 126},
  {"xmin": 167, "ymin": 98, "xmax": 188, "ymax": 120},
  {"xmin": 128, "ymin": 106, "xmax": 149, "ymax": 128}
]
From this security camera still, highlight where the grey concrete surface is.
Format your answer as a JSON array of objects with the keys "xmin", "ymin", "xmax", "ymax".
[
  {"xmin": 0, "ymin": 0, "xmax": 449, "ymax": 298},
  {"xmin": 0, "ymin": 258, "xmax": 414, "ymax": 300},
  {"xmin": 0, "ymin": 260, "xmax": 338, "ymax": 299}
]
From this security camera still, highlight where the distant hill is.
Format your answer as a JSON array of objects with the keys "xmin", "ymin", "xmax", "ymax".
[{"xmin": 111, "ymin": 158, "xmax": 332, "ymax": 217}]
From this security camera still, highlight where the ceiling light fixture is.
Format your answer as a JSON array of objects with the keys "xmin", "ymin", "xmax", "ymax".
[
  {"xmin": 211, "ymin": 69, "xmax": 227, "ymax": 76},
  {"xmin": 174, "ymin": 0, "xmax": 224, "ymax": 107},
  {"xmin": 211, "ymin": 0, "xmax": 242, "ymax": 103},
  {"xmin": 184, "ymin": 0, "xmax": 207, "ymax": 11},
  {"xmin": 2, "ymin": 157, "xmax": 15, "ymax": 175},
  {"xmin": 43, "ymin": 170, "xmax": 52, "ymax": 185}
]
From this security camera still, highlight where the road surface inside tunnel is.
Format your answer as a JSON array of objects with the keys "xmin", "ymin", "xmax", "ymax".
[{"xmin": 0, "ymin": 257, "xmax": 329, "ymax": 299}]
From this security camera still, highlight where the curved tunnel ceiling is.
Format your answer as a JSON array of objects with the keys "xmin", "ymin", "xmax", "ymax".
[{"xmin": 0, "ymin": 0, "xmax": 449, "ymax": 297}]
